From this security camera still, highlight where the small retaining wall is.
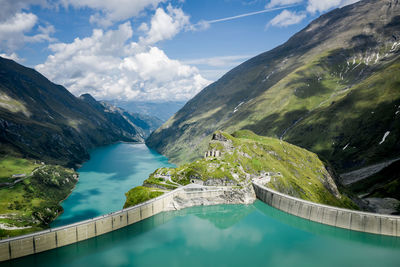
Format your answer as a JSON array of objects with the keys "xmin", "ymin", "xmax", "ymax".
[{"xmin": 253, "ymin": 182, "xmax": 400, "ymax": 237}]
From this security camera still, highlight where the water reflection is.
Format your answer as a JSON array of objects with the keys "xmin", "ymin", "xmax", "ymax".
[
  {"xmin": 253, "ymin": 200, "xmax": 400, "ymax": 249},
  {"xmin": 52, "ymin": 143, "xmax": 174, "ymax": 227},
  {"xmin": 4, "ymin": 202, "xmax": 400, "ymax": 267}
]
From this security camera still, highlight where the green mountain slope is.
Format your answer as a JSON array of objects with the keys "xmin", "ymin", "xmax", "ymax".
[
  {"xmin": 0, "ymin": 162, "xmax": 78, "ymax": 238},
  {"xmin": 0, "ymin": 56, "xmax": 163, "ymax": 236},
  {"xmin": 147, "ymin": 0, "xmax": 400, "ymax": 173},
  {"xmin": 127, "ymin": 131, "xmax": 355, "ymax": 209},
  {"xmin": 0, "ymin": 56, "xmax": 147, "ymax": 167},
  {"xmin": 146, "ymin": 0, "xmax": 400, "ymax": 211}
]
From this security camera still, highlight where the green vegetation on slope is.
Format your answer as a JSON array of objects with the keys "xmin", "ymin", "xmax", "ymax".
[
  {"xmin": 285, "ymin": 58, "xmax": 400, "ymax": 172},
  {"xmin": 147, "ymin": 0, "xmax": 395, "ymax": 165},
  {"xmin": 0, "ymin": 156, "xmax": 40, "ymax": 183},
  {"xmin": 146, "ymin": 1, "xmax": 400, "ymax": 206},
  {"xmin": 0, "ymin": 57, "xmax": 145, "ymax": 168},
  {"xmin": 128, "ymin": 131, "xmax": 355, "ymax": 209},
  {"xmin": 123, "ymin": 186, "xmax": 164, "ymax": 208},
  {"xmin": 0, "ymin": 165, "xmax": 77, "ymax": 238}
]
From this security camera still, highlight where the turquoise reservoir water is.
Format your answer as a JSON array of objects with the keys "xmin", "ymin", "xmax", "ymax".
[
  {"xmin": 52, "ymin": 143, "xmax": 174, "ymax": 227},
  {"xmin": 5, "ymin": 143, "xmax": 400, "ymax": 266}
]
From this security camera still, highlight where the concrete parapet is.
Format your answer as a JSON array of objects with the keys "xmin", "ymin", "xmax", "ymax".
[
  {"xmin": 153, "ymin": 199, "xmax": 164, "ymax": 214},
  {"xmin": 10, "ymin": 237, "xmax": 33, "ymax": 258},
  {"xmin": 271, "ymin": 194, "xmax": 281, "ymax": 209},
  {"xmin": 350, "ymin": 213, "xmax": 365, "ymax": 232},
  {"xmin": 364, "ymin": 216, "xmax": 380, "ymax": 234},
  {"xmin": 162, "ymin": 194, "xmax": 175, "ymax": 211},
  {"xmin": 335, "ymin": 210, "xmax": 351, "ymax": 229},
  {"xmin": 95, "ymin": 217, "xmax": 113, "ymax": 235},
  {"xmin": 266, "ymin": 191, "xmax": 273, "ymax": 205},
  {"xmin": 127, "ymin": 207, "xmax": 141, "ymax": 225},
  {"xmin": 140, "ymin": 203, "xmax": 153, "ymax": 220},
  {"xmin": 379, "ymin": 217, "xmax": 395, "ymax": 236},
  {"xmin": 322, "ymin": 208, "xmax": 337, "ymax": 227},
  {"xmin": 279, "ymin": 196, "xmax": 290, "ymax": 213},
  {"xmin": 309, "ymin": 205, "xmax": 324, "ymax": 223},
  {"xmin": 298, "ymin": 203, "xmax": 311, "ymax": 220},
  {"xmin": 34, "ymin": 232, "xmax": 56, "ymax": 253},
  {"xmin": 77, "ymin": 222, "xmax": 96, "ymax": 241},
  {"xmin": 397, "ymin": 218, "xmax": 400, "ymax": 237},
  {"xmin": 289, "ymin": 199, "xmax": 301, "ymax": 216},
  {"xmin": 56, "ymin": 227, "xmax": 77, "ymax": 247},
  {"xmin": 0, "ymin": 242, "xmax": 10, "ymax": 261},
  {"xmin": 112, "ymin": 212, "xmax": 128, "ymax": 230},
  {"xmin": 252, "ymin": 182, "xmax": 400, "ymax": 237}
]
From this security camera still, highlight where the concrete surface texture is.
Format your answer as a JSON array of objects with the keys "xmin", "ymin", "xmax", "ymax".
[
  {"xmin": 252, "ymin": 182, "xmax": 400, "ymax": 237},
  {"xmin": 2, "ymin": 182, "xmax": 399, "ymax": 262},
  {"xmin": 0, "ymin": 184, "xmax": 237, "ymax": 262}
]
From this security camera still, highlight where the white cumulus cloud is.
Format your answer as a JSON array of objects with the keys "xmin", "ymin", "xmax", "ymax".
[
  {"xmin": 0, "ymin": 0, "xmax": 55, "ymax": 55},
  {"xmin": 140, "ymin": 5, "xmax": 191, "ymax": 44},
  {"xmin": 268, "ymin": 9, "xmax": 306, "ymax": 27},
  {"xmin": 35, "ymin": 21, "xmax": 210, "ymax": 101},
  {"xmin": 0, "ymin": 0, "xmax": 49, "ymax": 21},
  {"xmin": 61, "ymin": 0, "xmax": 165, "ymax": 27},
  {"xmin": 0, "ymin": 12, "xmax": 55, "ymax": 53}
]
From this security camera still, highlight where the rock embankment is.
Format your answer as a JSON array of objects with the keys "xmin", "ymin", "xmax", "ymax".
[{"xmin": 169, "ymin": 184, "xmax": 256, "ymax": 210}]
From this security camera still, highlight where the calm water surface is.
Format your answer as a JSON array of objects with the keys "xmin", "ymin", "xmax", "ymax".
[
  {"xmin": 4, "ymin": 143, "xmax": 400, "ymax": 267},
  {"xmin": 52, "ymin": 143, "xmax": 174, "ymax": 226}
]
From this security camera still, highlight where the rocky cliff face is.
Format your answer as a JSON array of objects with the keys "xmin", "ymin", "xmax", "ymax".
[{"xmin": 0, "ymin": 57, "xmax": 145, "ymax": 167}]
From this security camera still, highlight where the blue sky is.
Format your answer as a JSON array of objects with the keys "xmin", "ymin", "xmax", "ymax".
[{"xmin": 0, "ymin": 0, "xmax": 359, "ymax": 101}]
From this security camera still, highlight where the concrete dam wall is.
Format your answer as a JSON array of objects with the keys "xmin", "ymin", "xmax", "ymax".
[
  {"xmin": 0, "ymin": 185, "xmax": 229, "ymax": 262},
  {"xmin": 2, "ymin": 182, "xmax": 399, "ymax": 262},
  {"xmin": 253, "ymin": 182, "xmax": 400, "ymax": 237}
]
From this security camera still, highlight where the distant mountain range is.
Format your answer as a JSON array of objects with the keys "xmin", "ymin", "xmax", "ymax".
[
  {"xmin": 105, "ymin": 100, "xmax": 186, "ymax": 122},
  {"xmin": 147, "ymin": 0, "xmax": 400, "ymax": 211},
  {"xmin": 0, "ymin": 56, "xmax": 160, "ymax": 167}
]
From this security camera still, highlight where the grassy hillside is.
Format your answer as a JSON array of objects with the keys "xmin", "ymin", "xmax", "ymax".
[
  {"xmin": 123, "ymin": 186, "xmax": 164, "ymax": 208},
  {"xmin": 0, "ymin": 156, "xmax": 40, "ymax": 184},
  {"xmin": 0, "ymin": 57, "xmax": 157, "ymax": 237},
  {"xmin": 0, "ymin": 57, "xmax": 145, "ymax": 168},
  {"xmin": 0, "ymin": 164, "xmax": 77, "ymax": 238},
  {"xmin": 146, "ymin": 0, "xmax": 400, "ymax": 205},
  {"xmin": 126, "ymin": 131, "xmax": 355, "ymax": 209}
]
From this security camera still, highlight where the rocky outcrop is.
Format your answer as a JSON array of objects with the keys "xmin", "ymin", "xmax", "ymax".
[
  {"xmin": 212, "ymin": 132, "xmax": 227, "ymax": 142},
  {"xmin": 169, "ymin": 184, "xmax": 256, "ymax": 210}
]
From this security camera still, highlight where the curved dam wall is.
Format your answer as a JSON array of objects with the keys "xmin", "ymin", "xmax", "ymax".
[
  {"xmin": 253, "ymin": 182, "xmax": 400, "ymax": 237},
  {"xmin": 0, "ymin": 185, "xmax": 228, "ymax": 262}
]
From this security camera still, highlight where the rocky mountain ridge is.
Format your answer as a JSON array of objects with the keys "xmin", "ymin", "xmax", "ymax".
[
  {"xmin": 0, "ymin": 56, "xmax": 156, "ymax": 167},
  {"xmin": 146, "ymin": 0, "xmax": 400, "ymax": 212}
]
